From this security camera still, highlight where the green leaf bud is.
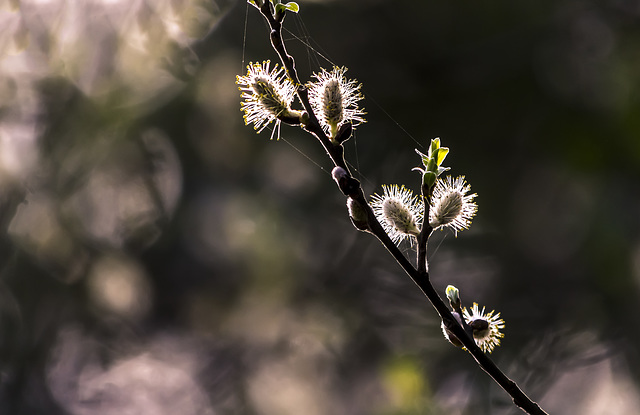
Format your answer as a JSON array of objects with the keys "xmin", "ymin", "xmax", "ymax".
[
  {"xmin": 422, "ymin": 171, "xmax": 437, "ymax": 188},
  {"xmin": 445, "ymin": 285, "xmax": 460, "ymax": 308},
  {"xmin": 426, "ymin": 157, "xmax": 437, "ymax": 174}
]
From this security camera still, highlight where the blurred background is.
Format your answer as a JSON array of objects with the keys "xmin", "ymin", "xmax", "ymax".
[{"xmin": 1, "ymin": 0, "xmax": 640, "ymax": 414}]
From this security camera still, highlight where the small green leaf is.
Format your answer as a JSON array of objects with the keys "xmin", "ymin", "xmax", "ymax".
[
  {"xmin": 428, "ymin": 138, "xmax": 441, "ymax": 157},
  {"xmin": 283, "ymin": 1, "xmax": 299, "ymax": 12},
  {"xmin": 436, "ymin": 147, "xmax": 449, "ymax": 166}
]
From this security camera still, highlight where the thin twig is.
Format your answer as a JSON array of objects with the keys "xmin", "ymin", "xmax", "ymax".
[{"xmin": 250, "ymin": 4, "xmax": 548, "ymax": 414}]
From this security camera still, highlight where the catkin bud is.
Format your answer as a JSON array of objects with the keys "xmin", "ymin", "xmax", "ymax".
[
  {"xmin": 441, "ymin": 312, "xmax": 464, "ymax": 348},
  {"xmin": 236, "ymin": 61, "xmax": 298, "ymax": 139},
  {"xmin": 429, "ymin": 176, "xmax": 478, "ymax": 236},
  {"xmin": 332, "ymin": 166, "xmax": 348, "ymax": 187},
  {"xmin": 307, "ymin": 67, "xmax": 365, "ymax": 139},
  {"xmin": 347, "ymin": 197, "xmax": 369, "ymax": 231},
  {"xmin": 370, "ymin": 185, "xmax": 423, "ymax": 245},
  {"xmin": 462, "ymin": 303, "xmax": 505, "ymax": 353}
]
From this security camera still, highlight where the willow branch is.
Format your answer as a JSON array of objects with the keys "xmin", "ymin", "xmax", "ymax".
[{"xmin": 252, "ymin": 4, "xmax": 548, "ymax": 414}]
